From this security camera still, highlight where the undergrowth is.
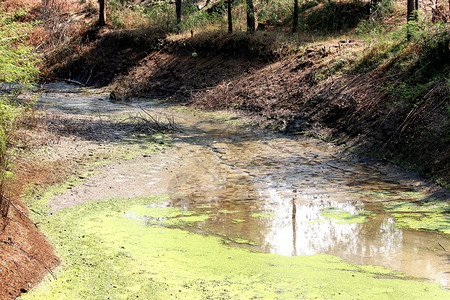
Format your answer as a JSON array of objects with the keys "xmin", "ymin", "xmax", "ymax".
[
  {"xmin": 354, "ymin": 21, "xmax": 449, "ymax": 103},
  {"xmin": 0, "ymin": 4, "xmax": 39, "ymax": 208}
]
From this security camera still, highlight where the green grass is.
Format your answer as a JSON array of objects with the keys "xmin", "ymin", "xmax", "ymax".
[{"xmin": 0, "ymin": 5, "xmax": 39, "ymax": 188}]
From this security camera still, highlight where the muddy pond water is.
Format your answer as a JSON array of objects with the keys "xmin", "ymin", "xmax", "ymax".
[{"xmin": 38, "ymin": 83, "xmax": 450, "ymax": 289}]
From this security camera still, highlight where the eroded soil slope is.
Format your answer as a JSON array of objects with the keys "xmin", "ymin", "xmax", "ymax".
[
  {"xmin": 48, "ymin": 30, "xmax": 449, "ymax": 185},
  {"xmin": 0, "ymin": 120, "xmax": 63, "ymax": 300}
]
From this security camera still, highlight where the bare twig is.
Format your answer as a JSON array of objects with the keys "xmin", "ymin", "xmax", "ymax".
[
  {"xmin": 0, "ymin": 194, "xmax": 38, "ymax": 228},
  {"xmin": 64, "ymin": 79, "xmax": 85, "ymax": 86},
  {"xmin": 438, "ymin": 242, "xmax": 447, "ymax": 252},
  {"xmin": 0, "ymin": 240, "xmax": 57, "ymax": 279},
  {"xmin": 85, "ymin": 68, "xmax": 94, "ymax": 86}
]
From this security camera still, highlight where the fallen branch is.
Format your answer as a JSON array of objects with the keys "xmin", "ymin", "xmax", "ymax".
[
  {"xmin": 438, "ymin": 242, "xmax": 447, "ymax": 252},
  {"xmin": 0, "ymin": 194, "xmax": 38, "ymax": 228},
  {"xmin": 0, "ymin": 240, "xmax": 56, "ymax": 279},
  {"xmin": 64, "ymin": 79, "xmax": 85, "ymax": 86},
  {"xmin": 136, "ymin": 106, "xmax": 178, "ymax": 132}
]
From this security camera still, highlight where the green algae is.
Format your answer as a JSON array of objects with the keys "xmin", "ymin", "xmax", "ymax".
[
  {"xmin": 127, "ymin": 205, "xmax": 194, "ymax": 218},
  {"xmin": 320, "ymin": 208, "xmax": 372, "ymax": 224},
  {"xmin": 196, "ymin": 204, "xmax": 211, "ymax": 209},
  {"xmin": 232, "ymin": 219, "xmax": 246, "ymax": 224},
  {"xmin": 357, "ymin": 190, "xmax": 450, "ymax": 235},
  {"xmin": 218, "ymin": 209, "xmax": 238, "ymax": 214},
  {"xmin": 384, "ymin": 199, "xmax": 449, "ymax": 214},
  {"xmin": 383, "ymin": 197, "xmax": 450, "ymax": 235},
  {"xmin": 228, "ymin": 237, "xmax": 259, "ymax": 246},
  {"xmin": 147, "ymin": 214, "xmax": 212, "ymax": 227},
  {"xmin": 22, "ymin": 196, "xmax": 449, "ymax": 300},
  {"xmin": 125, "ymin": 205, "xmax": 211, "ymax": 227},
  {"xmin": 391, "ymin": 212, "xmax": 450, "ymax": 235},
  {"xmin": 250, "ymin": 212, "xmax": 277, "ymax": 218}
]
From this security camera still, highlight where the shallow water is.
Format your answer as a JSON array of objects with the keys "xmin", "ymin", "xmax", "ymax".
[
  {"xmin": 159, "ymin": 120, "xmax": 450, "ymax": 288},
  {"xmin": 39, "ymin": 83, "xmax": 450, "ymax": 288}
]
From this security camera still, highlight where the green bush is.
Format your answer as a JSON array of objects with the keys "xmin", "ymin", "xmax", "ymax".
[
  {"xmin": 354, "ymin": 20, "xmax": 449, "ymax": 103},
  {"xmin": 0, "ymin": 96, "xmax": 21, "ymax": 178},
  {"xmin": 356, "ymin": 0, "xmax": 395, "ymax": 35},
  {"xmin": 257, "ymin": 0, "xmax": 293, "ymax": 26}
]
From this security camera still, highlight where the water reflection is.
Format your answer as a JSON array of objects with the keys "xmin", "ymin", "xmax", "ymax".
[
  {"xmin": 164, "ymin": 129, "xmax": 449, "ymax": 287},
  {"xmin": 182, "ymin": 185, "xmax": 449, "ymax": 287}
]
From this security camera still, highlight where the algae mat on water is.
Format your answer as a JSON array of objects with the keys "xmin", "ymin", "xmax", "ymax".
[{"xmin": 23, "ymin": 196, "xmax": 449, "ymax": 299}]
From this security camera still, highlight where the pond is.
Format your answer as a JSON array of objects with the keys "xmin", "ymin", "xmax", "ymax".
[{"xmin": 26, "ymin": 83, "xmax": 449, "ymax": 298}]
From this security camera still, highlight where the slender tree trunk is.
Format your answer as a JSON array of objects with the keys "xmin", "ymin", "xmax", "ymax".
[
  {"xmin": 227, "ymin": 0, "xmax": 233, "ymax": 33},
  {"xmin": 176, "ymin": 0, "xmax": 182, "ymax": 24},
  {"xmin": 407, "ymin": 0, "xmax": 419, "ymax": 22},
  {"xmin": 246, "ymin": 0, "xmax": 255, "ymax": 33},
  {"xmin": 98, "ymin": 0, "xmax": 106, "ymax": 27},
  {"xmin": 406, "ymin": 0, "xmax": 418, "ymax": 40},
  {"xmin": 293, "ymin": 0, "xmax": 299, "ymax": 32}
]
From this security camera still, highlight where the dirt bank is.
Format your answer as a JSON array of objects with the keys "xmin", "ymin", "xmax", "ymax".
[
  {"xmin": 0, "ymin": 118, "xmax": 63, "ymax": 300},
  {"xmin": 46, "ymin": 29, "xmax": 449, "ymax": 186}
]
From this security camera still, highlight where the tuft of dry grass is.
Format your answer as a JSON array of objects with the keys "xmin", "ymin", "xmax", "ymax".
[{"xmin": 2, "ymin": 0, "xmax": 41, "ymax": 11}]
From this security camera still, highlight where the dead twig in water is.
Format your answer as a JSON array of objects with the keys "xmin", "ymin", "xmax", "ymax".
[
  {"xmin": 121, "ymin": 106, "xmax": 178, "ymax": 134},
  {"xmin": 438, "ymin": 242, "xmax": 447, "ymax": 252},
  {"xmin": 64, "ymin": 79, "xmax": 85, "ymax": 86}
]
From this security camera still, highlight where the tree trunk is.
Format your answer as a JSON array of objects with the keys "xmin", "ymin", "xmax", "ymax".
[
  {"xmin": 176, "ymin": 0, "xmax": 182, "ymax": 24},
  {"xmin": 293, "ymin": 0, "xmax": 299, "ymax": 32},
  {"xmin": 406, "ymin": 0, "xmax": 418, "ymax": 40},
  {"xmin": 227, "ymin": 0, "xmax": 233, "ymax": 33},
  {"xmin": 246, "ymin": 0, "xmax": 255, "ymax": 33},
  {"xmin": 407, "ymin": 0, "xmax": 419, "ymax": 22},
  {"xmin": 98, "ymin": 0, "xmax": 106, "ymax": 27}
]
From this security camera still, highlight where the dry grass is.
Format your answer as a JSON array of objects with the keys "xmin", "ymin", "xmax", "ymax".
[{"xmin": 2, "ymin": 0, "xmax": 41, "ymax": 11}]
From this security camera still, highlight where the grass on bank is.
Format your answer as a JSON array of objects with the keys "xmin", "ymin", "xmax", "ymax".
[{"xmin": 0, "ymin": 5, "xmax": 39, "ymax": 204}]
